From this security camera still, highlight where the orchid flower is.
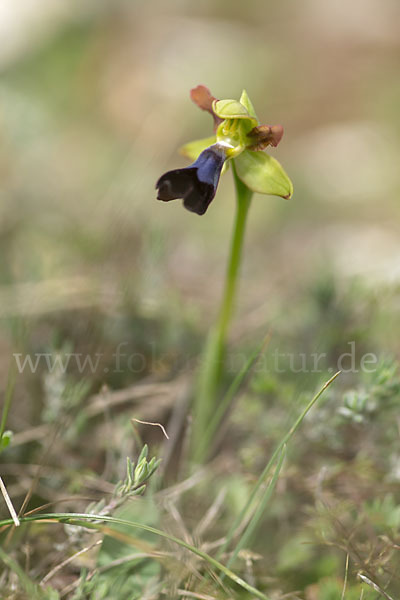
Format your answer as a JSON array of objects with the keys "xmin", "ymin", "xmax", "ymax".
[{"xmin": 156, "ymin": 85, "xmax": 293, "ymax": 215}]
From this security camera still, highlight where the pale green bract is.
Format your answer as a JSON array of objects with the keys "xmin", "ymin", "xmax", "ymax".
[{"xmin": 239, "ymin": 89, "xmax": 258, "ymax": 120}]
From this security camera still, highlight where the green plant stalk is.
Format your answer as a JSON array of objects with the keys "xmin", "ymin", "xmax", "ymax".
[
  {"xmin": 0, "ymin": 362, "xmax": 17, "ymax": 447},
  {"xmin": 193, "ymin": 335, "xmax": 268, "ymax": 464},
  {"xmin": 192, "ymin": 165, "xmax": 252, "ymax": 457},
  {"xmin": 0, "ymin": 513, "xmax": 270, "ymax": 600}
]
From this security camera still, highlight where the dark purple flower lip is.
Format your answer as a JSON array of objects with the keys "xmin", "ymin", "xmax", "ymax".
[{"xmin": 156, "ymin": 144, "xmax": 228, "ymax": 215}]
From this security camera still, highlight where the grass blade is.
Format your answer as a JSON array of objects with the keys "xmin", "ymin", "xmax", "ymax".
[
  {"xmin": 217, "ymin": 371, "xmax": 341, "ymax": 560},
  {"xmin": 0, "ymin": 546, "xmax": 43, "ymax": 599},
  {"xmin": 194, "ymin": 335, "xmax": 270, "ymax": 463},
  {"xmin": 0, "ymin": 512, "xmax": 271, "ymax": 600},
  {"xmin": 225, "ymin": 444, "xmax": 286, "ymax": 572}
]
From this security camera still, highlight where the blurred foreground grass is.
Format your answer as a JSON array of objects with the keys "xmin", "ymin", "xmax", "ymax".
[{"xmin": 1, "ymin": 1, "xmax": 400, "ymax": 598}]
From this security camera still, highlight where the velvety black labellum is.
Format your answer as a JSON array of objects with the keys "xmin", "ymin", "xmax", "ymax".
[{"xmin": 156, "ymin": 145, "xmax": 227, "ymax": 215}]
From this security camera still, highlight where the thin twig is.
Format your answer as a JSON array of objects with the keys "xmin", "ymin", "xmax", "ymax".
[
  {"xmin": 177, "ymin": 590, "xmax": 216, "ymax": 600},
  {"xmin": 159, "ymin": 380, "xmax": 191, "ymax": 476},
  {"xmin": 341, "ymin": 553, "xmax": 349, "ymax": 600},
  {"xmin": 87, "ymin": 377, "xmax": 187, "ymax": 418},
  {"xmin": 40, "ymin": 539, "xmax": 102, "ymax": 585},
  {"xmin": 0, "ymin": 476, "xmax": 20, "ymax": 527},
  {"xmin": 195, "ymin": 487, "xmax": 226, "ymax": 539},
  {"xmin": 166, "ymin": 500, "xmax": 193, "ymax": 545},
  {"xmin": 357, "ymin": 572, "xmax": 395, "ymax": 600},
  {"xmin": 131, "ymin": 418, "xmax": 169, "ymax": 439}
]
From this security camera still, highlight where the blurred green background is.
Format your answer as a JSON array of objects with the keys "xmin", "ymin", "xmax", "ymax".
[
  {"xmin": 1, "ymin": 1, "xmax": 400, "ymax": 598},
  {"xmin": 1, "ymin": 0, "xmax": 399, "ymax": 331}
]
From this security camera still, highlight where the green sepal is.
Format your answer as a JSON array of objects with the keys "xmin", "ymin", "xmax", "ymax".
[
  {"xmin": 213, "ymin": 99, "xmax": 257, "ymax": 126},
  {"xmin": 239, "ymin": 89, "xmax": 258, "ymax": 121},
  {"xmin": 180, "ymin": 136, "xmax": 216, "ymax": 161},
  {"xmin": 221, "ymin": 161, "xmax": 230, "ymax": 175},
  {"xmin": 234, "ymin": 150, "xmax": 293, "ymax": 199}
]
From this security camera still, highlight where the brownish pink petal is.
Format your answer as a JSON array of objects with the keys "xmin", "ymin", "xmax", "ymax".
[
  {"xmin": 190, "ymin": 85, "xmax": 223, "ymax": 131},
  {"xmin": 247, "ymin": 124, "xmax": 284, "ymax": 150}
]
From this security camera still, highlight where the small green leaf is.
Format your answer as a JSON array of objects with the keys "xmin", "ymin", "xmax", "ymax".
[
  {"xmin": 138, "ymin": 444, "xmax": 148, "ymax": 462},
  {"xmin": 234, "ymin": 150, "xmax": 293, "ymax": 199},
  {"xmin": 239, "ymin": 89, "xmax": 258, "ymax": 120},
  {"xmin": 180, "ymin": 136, "xmax": 216, "ymax": 161},
  {"xmin": 213, "ymin": 99, "xmax": 257, "ymax": 125},
  {"xmin": 0, "ymin": 430, "xmax": 13, "ymax": 451}
]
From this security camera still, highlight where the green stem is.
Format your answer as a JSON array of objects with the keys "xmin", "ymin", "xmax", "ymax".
[
  {"xmin": 192, "ymin": 165, "xmax": 252, "ymax": 460},
  {"xmin": 193, "ymin": 335, "xmax": 268, "ymax": 464},
  {"xmin": 214, "ymin": 167, "xmax": 253, "ymax": 370},
  {"xmin": 0, "ymin": 362, "xmax": 17, "ymax": 448}
]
